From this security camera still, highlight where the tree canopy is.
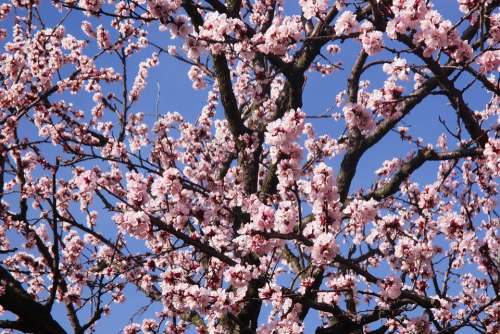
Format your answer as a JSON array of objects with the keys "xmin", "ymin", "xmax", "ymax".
[{"xmin": 0, "ymin": 0, "xmax": 499, "ymax": 333}]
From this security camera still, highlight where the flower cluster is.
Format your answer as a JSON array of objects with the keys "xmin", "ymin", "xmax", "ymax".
[{"xmin": 0, "ymin": 1, "xmax": 498, "ymax": 334}]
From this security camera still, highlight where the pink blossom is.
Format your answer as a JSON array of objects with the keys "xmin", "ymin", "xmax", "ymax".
[
  {"xmin": 78, "ymin": 0, "xmax": 103, "ymax": 15},
  {"xmin": 123, "ymin": 323, "xmax": 140, "ymax": 334},
  {"xmin": 368, "ymin": 79, "xmax": 404, "ymax": 120},
  {"xmin": 224, "ymin": 264, "xmax": 253, "ymax": 288},
  {"xmin": 275, "ymin": 201, "xmax": 298, "ymax": 234},
  {"xmin": 265, "ymin": 108, "xmax": 305, "ymax": 161},
  {"xmin": 252, "ymin": 204, "xmax": 275, "ymax": 231},
  {"xmin": 96, "ymin": 25, "xmax": 111, "ymax": 50},
  {"xmin": 343, "ymin": 198, "xmax": 378, "ymax": 244},
  {"xmin": 141, "ymin": 319, "xmax": 158, "ymax": 333},
  {"xmin": 62, "ymin": 231, "xmax": 84, "ymax": 263},
  {"xmin": 151, "ymin": 168, "xmax": 183, "ymax": 198},
  {"xmin": 477, "ymin": 50, "xmax": 500, "ymax": 74},
  {"xmin": 382, "ymin": 274, "xmax": 403, "ymax": 299},
  {"xmin": 0, "ymin": 1, "xmax": 497, "ymax": 332},
  {"xmin": 326, "ymin": 44, "xmax": 341, "ymax": 54},
  {"xmin": 383, "ymin": 57, "xmax": 409, "ymax": 80},
  {"xmin": 401, "ymin": 314, "xmax": 431, "ymax": 334},
  {"xmin": 299, "ymin": 0, "xmax": 329, "ymax": 20},
  {"xmin": 311, "ymin": 232, "xmax": 338, "ymax": 265},
  {"xmin": 126, "ymin": 172, "xmax": 150, "ymax": 206},
  {"xmin": 375, "ymin": 158, "xmax": 402, "ymax": 176},
  {"xmin": 129, "ymin": 53, "xmax": 159, "ymax": 102},
  {"xmin": 120, "ymin": 211, "xmax": 151, "ymax": 239},
  {"xmin": 484, "ymin": 138, "xmax": 500, "ymax": 175},
  {"xmin": 147, "ymin": 0, "xmax": 182, "ymax": 21},
  {"xmin": 488, "ymin": 13, "xmax": 500, "ymax": 45},
  {"xmin": 187, "ymin": 65, "xmax": 207, "ymax": 90},
  {"xmin": 167, "ymin": 15, "xmax": 192, "ymax": 39},
  {"xmin": 0, "ymin": 4, "xmax": 11, "ymax": 21},
  {"xmin": 254, "ymin": 16, "xmax": 302, "ymax": 56},
  {"xmin": 361, "ymin": 30, "xmax": 384, "ymax": 55},
  {"xmin": 343, "ymin": 103, "xmax": 375, "ymax": 133},
  {"xmin": 81, "ymin": 20, "xmax": 96, "ymax": 38},
  {"xmin": 63, "ymin": 285, "xmax": 83, "ymax": 306},
  {"xmin": 334, "ymin": 11, "xmax": 358, "ymax": 36}
]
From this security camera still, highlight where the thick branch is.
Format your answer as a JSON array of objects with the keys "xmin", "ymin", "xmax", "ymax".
[
  {"xmin": 367, "ymin": 147, "xmax": 482, "ymax": 201},
  {"xmin": 396, "ymin": 36, "xmax": 488, "ymax": 147},
  {"xmin": 0, "ymin": 266, "xmax": 67, "ymax": 334},
  {"xmin": 151, "ymin": 216, "xmax": 237, "ymax": 266}
]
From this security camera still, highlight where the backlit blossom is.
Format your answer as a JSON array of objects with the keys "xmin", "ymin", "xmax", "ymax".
[
  {"xmin": 311, "ymin": 233, "xmax": 338, "ymax": 264},
  {"xmin": 334, "ymin": 11, "xmax": 358, "ymax": 35},
  {"xmin": 78, "ymin": 0, "xmax": 103, "ymax": 15},
  {"xmin": 477, "ymin": 50, "xmax": 500, "ymax": 74},
  {"xmin": 382, "ymin": 275, "xmax": 403, "ymax": 299},
  {"xmin": 300, "ymin": 0, "xmax": 329, "ymax": 20},
  {"xmin": 361, "ymin": 30, "xmax": 384, "ymax": 55},
  {"xmin": 0, "ymin": 1, "xmax": 497, "ymax": 333}
]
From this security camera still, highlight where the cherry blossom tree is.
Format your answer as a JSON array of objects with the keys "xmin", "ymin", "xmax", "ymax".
[{"xmin": 0, "ymin": 0, "xmax": 498, "ymax": 333}]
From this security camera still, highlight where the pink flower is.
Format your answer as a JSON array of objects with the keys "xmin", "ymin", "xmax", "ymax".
[
  {"xmin": 147, "ymin": 0, "xmax": 182, "ymax": 21},
  {"xmin": 402, "ymin": 314, "xmax": 431, "ymax": 334},
  {"xmin": 81, "ymin": 21, "xmax": 96, "ymax": 38},
  {"xmin": 477, "ymin": 51, "xmax": 500, "ymax": 74},
  {"xmin": 488, "ymin": 13, "xmax": 500, "ymax": 45},
  {"xmin": 375, "ymin": 158, "xmax": 402, "ymax": 176},
  {"xmin": 187, "ymin": 65, "xmax": 207, "ymax": 90},
  {"xmin": 254, "ymin": 16, "xmax": 302, "ymax": 56},
  {"xmin": 224, "ymin": 264, "xmax": 253, "ymax": 288},
  {"xmin": 123, "ymin": 323, "xmax": 140, "ymax": 334},
  {"xmin": 265, "ymin": 108, "xmax": 305, "ymax": 160},
  {"xmin": 275, "ymin": 201, "xmax": 298, "ymax": 234},
  {"xmin": 62, "ymin": 231, "xmax": 84, "ymax": 263},
  {"xmin": 126, "ymin": 172, "xmax": 150, "ymax": 206},
  {"xmin": 141, "ymin": 319, "xmax": 158, "ymax": 333},
  {"xmin": 334, "ymin": 11, "xmax": 358, "ymax": 36},
  {"xmin": 74, "ymin": 168, "xmax": 100, "ymax": 209},
  {"xmin": 343, "ymin": 103, "xmax": 375, "ymax": 133},
  {"xmin": 96, "ymin": 25, "xmax": 111, "ymax": 50},
  {"xmin": 129, "ymin": 53, "xmax": 159, "ymax": 102},
  {"xmin": 368, "ymin": 79, "xmax": 404, "ymax": 120},
  {"xmin": 63, "ymin": 285, "xmax": 83, "ymax": 306},
  {"xmin": 299, "ymin": 0, "xmax": 329, "ymax": 20},
  {"xmin": 252, "ymin": 205, "xmax": 275, "ymax": 231},
  {"xmin": 167, "ymin": 15, "xmax": 192, "ymax": 39},
  {"xmin": 343, "ymin": 198, "xmax": 378, "ymax": 244},
  {"xmin": 78, "ymin": 0, "xmax": 103, "ymax": 15},
  {"xmin": 383, "ymin": 57, "xmax": 409, "ymax": 80},
  {"xmin": 458, "ymin": 0, "xmax": 483, "ymax": 14},
  {"xmin": 121, "ymin": 211, "xmax": 151, "ymax": 239},
  {"xmin": 152, "ymin": 168, "xmax": 183, "ymax": 198},
  {"xmin": 0, "ymin": 4, "xmax": 11, "ymax": 21},
  {"xmin": 484, "ymin": 138, "xmax": 500, "ymax": 175},
  {"xmin": 382, "ymin": 274, "xmax": 403, "ymax": 299},
  {"xmin": 311, "ymin": 233, "xmax": 338, "ymax": 265},
  {"xmin": 361, "ymin": 30, "xmax": 384, "ymax": 55},
  {"xmin": 326, "ymin": 44, "xmax": 341, "ymax": 54}
]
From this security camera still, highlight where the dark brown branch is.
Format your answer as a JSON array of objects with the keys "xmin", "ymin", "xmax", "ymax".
[
  {"xmin": 150, "ymin": 216, "xmax": 237, "ymax": 266},
  {"xmin": 336, "ymin": 50, "xmax": 370, "ymax": 202},
  {"xmin": 408, "ymin": 53, "xmax": 486, "ymax": 146},
  {"xmin": 212, "ymin": 53, "xmax": 248, "ymax": 139},
  {"xmin": 463, "ymin": 65, "xmax": 500, "ymax": 96},
  {"xmin": 367, "ymin": 147, "xmax": 482, "ymax": 201},
  {"xmin": 0, "ymin": 266, "xmax": 67, "ymax": 334},
  {"xmin": 347, "ymin": 50, "xmax": 368, "ymax": 104},
  {"xmin": 205, "ymin": 0, "xmax": 228, "ymax": 14},
  {"xmin": 226, "ymin": 0, "xmax": 241, "ymax": 17}
]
